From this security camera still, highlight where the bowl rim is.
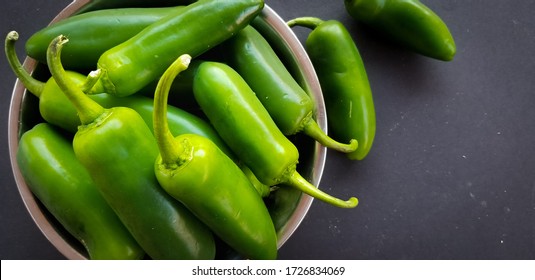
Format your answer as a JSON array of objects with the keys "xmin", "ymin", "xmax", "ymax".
[{"xmin": 8, "ymin": 0, "xmax": 327, "ymax": 259}]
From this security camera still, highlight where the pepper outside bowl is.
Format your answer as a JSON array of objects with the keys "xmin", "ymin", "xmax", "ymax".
[{"xmin": 8, "ymin": 0, "xmax": 327, "ymax": 259}]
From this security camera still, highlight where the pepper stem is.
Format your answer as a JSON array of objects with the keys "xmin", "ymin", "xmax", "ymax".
[
  {"xmin": 303, "ymin": 119, "xmax": 358, "ymax": 153},
  {"xmin": 80, "ymin": 70, "xmax": 102, "ymax": 94},
  {"xmin": 46, "ymin": 35, "xmax": 105, "ymax": 125},
  {"xmin": 153, "ymin": 54, "xmax": 192, "ymax": 166},
  {"xmin": 287, "ymin": 171, "xmax": 358, "ymax": 208},
  {"xmin": 287, "ymin": 18, "xmax": 358, "ymax": 153},
  {"xmin": 287, "ymin": 17, "xmax": 324, "ymax": 29},
  {"xmin": 5, "ymin": 31, "xmax": 45, "ymax": 97}
]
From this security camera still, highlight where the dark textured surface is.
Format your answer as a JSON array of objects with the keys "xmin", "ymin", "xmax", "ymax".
[{"xmin": 1, "ymin": 0, "xmax": 534, "ymax": 260}]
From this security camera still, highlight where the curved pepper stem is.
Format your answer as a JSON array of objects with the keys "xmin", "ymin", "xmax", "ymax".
[
  {"xmin": 5, "ymin": 31, "xmax": 45, "ymax": 97},
  {"xmin": 153, "ymin": 54, "xmax": 192, "ymax": 166},
  {"xmin": 81, "ymin": 70, "xmax": 104, "ymax": 94},
  {"xmin": 47, "ymin": 35, "xmax": 105, "ymax": 125},
  {"xmin": 302, "ymin": 119, "xmax": 358, "ymax": 153},
  {"xmin": 289, "ymin": 18, "xmax": 359, "ymax": 153},
  {"xmin": 287, "ymin": 171, "xmax": 358, "ymax": 208},
  {"xmin": 5, "ymin": 31, "xmax": 103, "ymax": 97},
  {"xmin": 287, "ymin": 17, "xmax": 324, "ymax": 29}
]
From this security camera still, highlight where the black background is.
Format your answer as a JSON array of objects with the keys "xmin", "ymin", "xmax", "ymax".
[{"xmin": 1, "ymin": 0, "xmax": 534, "ymax": 260}]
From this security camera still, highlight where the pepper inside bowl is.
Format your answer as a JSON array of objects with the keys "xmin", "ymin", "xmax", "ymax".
[{"xmin": 8, "ymin": 0, "xmax": 327, "ymax": 259}]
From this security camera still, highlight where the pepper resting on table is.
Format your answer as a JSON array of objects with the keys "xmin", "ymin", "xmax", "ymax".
[
  {"xmin": 47, "ymin": 35, "xmax": 215, "ymax": 260},
  {"xmin": 287, "ymin": 17, "xmax": 376, "ymax": 160},
  {"xmin": 344, "ymin": 0, "xmax": 456, "ymax": 61}
]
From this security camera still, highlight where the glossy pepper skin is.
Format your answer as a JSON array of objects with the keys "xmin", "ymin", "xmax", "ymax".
[
  {"xmin": 81, "ymin": 93, "xmax": 271, "ymax": 197},
  {"xmin": 193, "ymin": 62, "xmax": 359, "ymax": 209},
  {"xmin": 220, "ymin": 26, "xmax": 357, "ymax": 153},
  {"xmin": 344, "ymin": 0, "xmax": 456, "ymax": 61},
  {"xmin": 7, "ymin": 31, "xmax": 223, "ymax": 141},
  {"xmin": 47, "ymin": 35, "xmax": 215, "ymax": 260},
  {"xmin": 153, "ymin": 55, "xmax": 277, "ymax": 259},
  {"xmin": 17, "ymin": 123, "xmax": 144, "ymax": 260},
  {"xmin": 6, "ymin": 32, "xmax": 269, "ymax": 197},
  {"xmin": 287, "ymin": 17, "xmax": 376, "ymax": 160},
  {"xmin": 5, "ymin": 31, "xmax": 104, "ymax": 132},
  {"xmin": 74, "ymin": 0, "xmax": 196, "ymax": 14},
  {"xmin": 102, "ymin": 87, "xmax": 272, "ymax": 196},
  {"xmin": 26, "ymin": 6, "xmax": 184, "ymax": 70},
  {"xmin": 96, "ymin": 0, "xmax": 265, "ymax": 97}
]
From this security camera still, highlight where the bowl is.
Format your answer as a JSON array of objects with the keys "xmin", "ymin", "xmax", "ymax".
[{"xmin": 8, "ymin": 0, "xmax": 327, "ymax": 259}]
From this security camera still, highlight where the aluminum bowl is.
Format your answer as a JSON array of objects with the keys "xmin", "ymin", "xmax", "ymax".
[{"xmin": 8, "ymin": 0, "xmax": 326, "ymax": 259}]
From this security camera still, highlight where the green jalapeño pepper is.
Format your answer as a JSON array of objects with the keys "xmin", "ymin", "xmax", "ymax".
[
  {"xmin": 8, "ymin": 31, "xmax": 269, "ymax": 197},
  {"xmin": 193, "ymin": 61, "xmax": 359, "ymax": 209},
  {"xmin": 220, "ymin": 26, "xmax": 357, "ymax": 153},
  {"xmin": 95, "ymin": 0, "xmax": 264, "ymax": 97},
  {"xmin": 6, "ymin": 31, "xmax": 224, "ymax": 143},
  {"xmin": 153, "ymin": 55, "xmax": 277, "ymax": 259},
  {"xmin": 344, "ymin": 0, "xmax": 456, "ymax": 61},
  {"xmin": 91, "ymin": 93, "xmax": 271, "ymax": 198},
  {"xmin": 47, "ymin": 35, "xmax": 215, "ymax": 260},
  {"xmin": 74, "ymin": 0, "xmax": 196, "ymax": 14},
  {"xmin": 287, "ymin": 17, "xmax": 376, "ymax": 160},
  {"xmin": 26, "ymin": 6, "xmax": 185, "ymax": 70},
  {"xmin": 17, "ymin": 123, "xmax": 144, "ymax": 260},
  {"xmin": 6, "ymin": 31, "xmax": 103, "ymax": 132}
]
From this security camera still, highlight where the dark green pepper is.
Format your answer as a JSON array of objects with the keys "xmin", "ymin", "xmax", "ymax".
[
  {"xmin": 26, "ymin": 6, "xmax": 185, "ymax": 71},
  {"xmin": 344, "ymin": 0, "xmax": 456, "ymax": 61},
  {"xmin": 219, "ymin": 26, "xmax": 358, "ymax": 153},
  {"xmin": 17, "ymin": 123, "xmax": 144, "ymax": 260},
  {"xmin": 287, "ymin": 17, "xmax": 376, "ymax": 160},
  {"xmin": 153, "ymin": 55, "xmax": 277, "ymax": 259},
  {"xmin": 47, "ymin": 35, "xmax": 215, "ymax": 260},
  {"xmin": 193, "ymin": 61, "xmax": 358, "ymax": 209},
  {"xmin": 74, "ymin": 0, "xmax": 196, "ymax": 14},
  {"xmin": 95, "ymin": 0, "xmax": 264, "ymax": 97}
]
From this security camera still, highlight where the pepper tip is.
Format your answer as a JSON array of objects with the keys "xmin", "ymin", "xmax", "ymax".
[
  {"xmin": 58, "ymin": 34, "xmax": 69, "ymax": 45},
  {"xmin": 179, "ymin": 54, "xmax": 192, "ymax": 67},
  {"xmin": 348, "ymin": 139, "xmax": 359, "ymax": 152},
  {"xmin": 347, "ymin": 197, "xmax": 359, "ymax": 208},
  {"xmin": 7, "ymin": 31, "xmax": 19, "ymax": 41}
]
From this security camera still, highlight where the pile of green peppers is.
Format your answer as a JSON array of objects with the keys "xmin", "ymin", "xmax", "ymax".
[{"xmin": 7, "ymin": 0, "xmax": 455, "ymax": 259}]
